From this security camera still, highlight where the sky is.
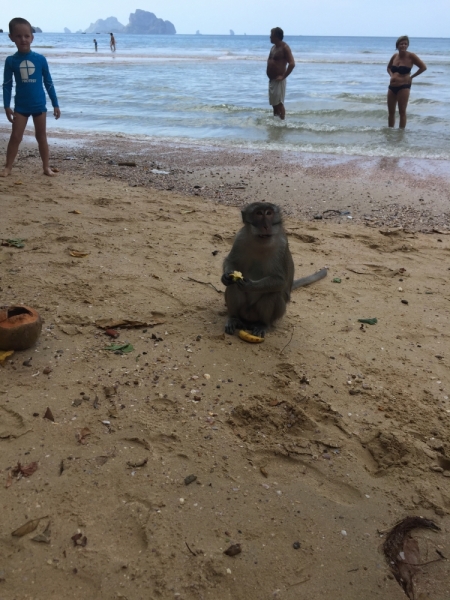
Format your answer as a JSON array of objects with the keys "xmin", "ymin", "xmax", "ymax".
[{"xmin": 1, "ymin": 0, "xmax": 449, "ymax": 37}]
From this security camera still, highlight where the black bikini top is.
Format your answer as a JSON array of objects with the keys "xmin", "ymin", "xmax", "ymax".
[{"xmin": 391, "ymin": 65, "xmax": 411, "ymax": 75}]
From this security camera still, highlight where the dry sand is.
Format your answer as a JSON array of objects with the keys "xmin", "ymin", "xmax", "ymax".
[{"xmin": 0, "ymin": 130, "xmax": 450, "ymax": 600}]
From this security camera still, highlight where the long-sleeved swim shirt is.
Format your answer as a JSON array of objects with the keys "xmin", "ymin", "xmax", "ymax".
[{"xmin": 2, "ymin": 51, "xmax": 59, "ymax": 113}]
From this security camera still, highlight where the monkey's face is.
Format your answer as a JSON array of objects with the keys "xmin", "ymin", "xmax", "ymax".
[{"xmin": 250, "ymin": 206, "xmax": 281, "ymax": 238}]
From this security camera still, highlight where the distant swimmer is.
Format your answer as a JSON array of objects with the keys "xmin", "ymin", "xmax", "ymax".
[
  {"xmin": 93, "ymin": 38, "xmax": 97, "ymax": 52},
  {"xmin": 387, "ymin": 36, "xmax": 427, "ymax": 129},
  {"xmin": 110, "ymin": 33, "xmax": 116, "ymax": 52},
  {"xmin": 266, "ymin": 27, "xmax": 295, "ymax": 120}
]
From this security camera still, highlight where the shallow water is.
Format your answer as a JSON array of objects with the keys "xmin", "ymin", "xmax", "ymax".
[{"xmin": 1, "ymin": 34, "xmax": 449, "ymax": 159}]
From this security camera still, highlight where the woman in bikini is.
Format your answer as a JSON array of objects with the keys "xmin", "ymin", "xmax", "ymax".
[{"xmin": 387, "ymin": 36, "xmax": 427, "ymax": 129}]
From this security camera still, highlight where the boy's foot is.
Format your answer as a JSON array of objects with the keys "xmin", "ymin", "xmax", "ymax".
[
  {"xmin": 0, "ymin": 167, "xmax": 12, "ymax": 177},
  {"xmin": 43, "ymin": 167, "xmax": 58, "ymax": 177}
]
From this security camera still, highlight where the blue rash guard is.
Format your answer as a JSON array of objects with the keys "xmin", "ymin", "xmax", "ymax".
[{"xmin": 2, "ymin": 51, "xmax": 59, "ymax": 114}]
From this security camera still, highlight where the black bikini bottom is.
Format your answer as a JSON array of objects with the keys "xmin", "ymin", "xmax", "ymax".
[{"xmin": 388, "ymin": 84, "xmax": 411, "ymax": 95}]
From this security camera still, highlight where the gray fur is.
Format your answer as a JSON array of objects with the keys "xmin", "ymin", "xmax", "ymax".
[{"xmin": 222, "ymin": 202, "xmax": 327, "ymax": 337}]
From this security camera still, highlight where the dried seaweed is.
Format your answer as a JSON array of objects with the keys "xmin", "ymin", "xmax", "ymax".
[{"xmin": 382, "ymin": 516, "xmax": 440, "ymax": 599}]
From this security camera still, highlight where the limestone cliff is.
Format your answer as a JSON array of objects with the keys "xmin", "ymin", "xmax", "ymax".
[
  {"xmin": 125, "ymin": 9, "xmax": 176, "ymax": 34},
  {"xmin": 85, "ymin": 17, "xmax": 125, "ymax": 34}
]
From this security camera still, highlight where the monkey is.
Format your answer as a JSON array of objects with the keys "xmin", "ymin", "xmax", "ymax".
[{"xmin": 221, "ymin": 202, "xmax": 327, "ymax": 337}]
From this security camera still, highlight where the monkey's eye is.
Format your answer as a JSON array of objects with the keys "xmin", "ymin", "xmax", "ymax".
[
  {"xmin": 255, "ymin": 210, "xmax": 264, "ymax": 216},
  {"xmin": 265, "ymin": 210, "xmax": 273, "ymax": 216}
]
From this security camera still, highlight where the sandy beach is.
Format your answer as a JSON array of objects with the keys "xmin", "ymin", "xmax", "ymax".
[{"xmin": 1, "ymin": 129, "xmax": 450, "ymax": 600}]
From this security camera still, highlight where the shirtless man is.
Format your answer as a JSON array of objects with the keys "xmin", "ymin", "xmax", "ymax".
[
  {"xmin": 267, "ymin": 27, "xmax": 295, "ymax": 120},
  {"xmin": 110, "ymin": 33, "xmax": 116, "ymax": 52}
]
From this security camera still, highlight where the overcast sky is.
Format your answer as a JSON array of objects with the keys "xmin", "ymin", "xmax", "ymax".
[{"xmin": 2, "ymin": 0, "xmax": 449, "ymax": 37}]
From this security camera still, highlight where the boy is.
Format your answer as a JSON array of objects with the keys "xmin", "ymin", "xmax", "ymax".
[{"xmin": 1, "ymin": 17, "xmax": 60, "ymax": 177}]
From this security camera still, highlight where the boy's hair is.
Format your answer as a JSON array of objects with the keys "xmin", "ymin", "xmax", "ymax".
[
  {"xmin": 396, "ymin": 35, "xmax": 409, "ymax": 49},
  {"xmin": 271, "ymin": 27, "xmax": 284, "ymax": 41},
  {"xmin": 9, "ymin": 17, "xmax": 33, "ymax": 34}
]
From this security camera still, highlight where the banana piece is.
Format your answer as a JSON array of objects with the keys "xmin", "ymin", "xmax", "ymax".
[
  {"xmin": 238, "ymin": 330, "xmax": 264, "ymax": 343},
  {"xmin": 230, "ymin": 271, "xmax": 243, "ymax": 281}
]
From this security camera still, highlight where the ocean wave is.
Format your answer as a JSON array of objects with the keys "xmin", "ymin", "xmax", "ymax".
[
  {"xmin": 420, "ymin": 115, "xmax": 444, "ymax": 124},
  {"xmin": 410, "ymin": 98, "xmax": 440, "ymax": 105},
  {"xmin": 336, "ymin": 93, "xmax": 386, "ymax": 104}
]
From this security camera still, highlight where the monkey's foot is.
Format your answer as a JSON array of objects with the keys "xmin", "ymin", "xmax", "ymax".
[
  {"xmin": 225, "ymin": 317, "xmax": 244, "ymax": 335},
  {"xmin": 250, "ymin": 323, "xmax": 267, "ymax": 338}
]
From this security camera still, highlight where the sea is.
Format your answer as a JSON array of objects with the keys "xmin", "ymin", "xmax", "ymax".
[{"xmin": 1, "ymin": 33, "xmax": 449, "ymax": 160}]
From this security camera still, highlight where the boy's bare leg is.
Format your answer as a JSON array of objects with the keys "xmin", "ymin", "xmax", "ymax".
[
  {"xmin": 0, "ymin": 113, "xmax": 28, "ymax": 177},
  {"xmin": 33, "ymin": 112, "xmax": 57, "ymax": 176}
]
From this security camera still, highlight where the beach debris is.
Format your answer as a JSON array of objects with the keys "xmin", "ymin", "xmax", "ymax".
[
  {"xmin": 32, "ymin": 521, "xmax": 51, "ymax": 544},
  {"xmin": 260, "ymin": 466, "xmax": 268, "ymax": 478},
  {"xmin": 238, "ymin": 330, "xmax": 264, "ymax": 344},
  {"xmin": 224, "ymin": 543, "xmax": 242, "ymax": 557},
  {"xmin": 22, "ymin": 357, "xmax": 32, "ymax": 367},
  {"xmin": 68, "ymin": 210, "xmax": 81, "ymax": 214},
  {"xmin": 95, "ymin": 317, "xmax": 165, "ymax": 329},
  {"xmin": 105, "ymin": 329, "xmax": 119, "ymax": 338},
  {"xmin": 127, "ymin": 458, "xmax": 148, "ymax": 468},
  {"xmin": 43, "ymin": 366, "xmax": 52, "ymax": 375},
  {"xmin": 293, "ymin": 542, "xmax": 301, "ymax": 550},
  {"xmin": 322, "ymin": 209, "xmax": 350, "ymax": 218},
  {"xmin": 332, "ymin": 277, "xmax": 341, "ymax": 283},
  {"xmin": 69, "ymin": 249, "xmax": 89, "ymax": 258},
  {"xmin": 185, "ymin": 541, "xmax": 200, "ymax": 556},
  {"xmin": 6, "ymin": 462, "xmax": 38, "ymax": 488},
  {"xmin": 0, "ymin": 350, "xmax": 14, "ymax": 364},
  {"xmin": 151, "ymin": 169, "xmax": 169, "ymax": 174},
  {"xmin": 14, "ymin": 181, "xmax": 23, "ymax": 185},
  {"xmin": 118, "ymin": 161, "xmax": 136, "ymax": 167},
  {"xmin": 1, "ymin": 238, "xmax": 25, "ymax": 248},
  {"xmin": 401, "ymin": 299, "xmax": 409, "ymax": 305},
  {"xmin": 104, "ymin": 342, "xmax": 134, "ymax": 354},
  {"xmin": 44, "ymin": 407, "xmax": 55, "ymax": 422},
  {"xmin": 12, "ymin": 517, "xmax": 46, "ymax": 537},
  {"xmin": 382, "ymin": 516, "xmax": 441, "ymax": 599},
  {"xmin": 358, "ymin": 318, "xmax": 377, "ymax": 325},
  {"xmin": 76, "ymin": 427, "xmax": 91, "ymax": 444},
  {"xmin": 71, "ymin": 532, "xmax": 88, "ymax": 547},
  {"xmin": 184, "ymin": 474, "xmax": 197, "ymax": 486},
  {"xmin": 212, "ymin": 250, "xmax": 219, "ymax": 256}
]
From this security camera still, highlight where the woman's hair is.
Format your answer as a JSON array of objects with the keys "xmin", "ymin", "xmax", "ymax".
[{"xmin": 396, "ymin": 35, "xmax": 409, "ymax": 49}]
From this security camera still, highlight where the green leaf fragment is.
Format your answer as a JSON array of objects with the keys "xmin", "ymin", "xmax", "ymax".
[
  {"xmin": 104, "ymin": 343, "xmax": 134, "ymax": 354},
  {"xmin": 358, "ymin": 318, "xmax": 378, "ymax": 325},
  {"xmin": 5, "ymin": 238, "xmax": 25, "ymax": 248}
]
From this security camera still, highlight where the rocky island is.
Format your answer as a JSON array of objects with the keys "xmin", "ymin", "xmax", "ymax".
[{"xmin": 84, "ymin": 10, "xmax": 175, "ymax": 35}]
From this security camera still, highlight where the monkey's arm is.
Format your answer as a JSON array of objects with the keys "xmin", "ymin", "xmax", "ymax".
[
  {"xmin": 292, "ymin": 267, "xmax": 327, "ymax": 290},
  {"xmin": 235, "ymin": 275, "xmax": 287, "ymax": 293}
]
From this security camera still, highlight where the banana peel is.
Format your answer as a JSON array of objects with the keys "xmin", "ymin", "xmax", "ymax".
[{"xmin": 238, "ymin": 330, "xmax": 264, "ymax": 344}]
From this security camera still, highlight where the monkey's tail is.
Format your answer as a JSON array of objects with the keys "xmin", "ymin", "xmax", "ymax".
[{"xmin": 292, "ymin": 267, "xmax": 328, "ymax": 290}]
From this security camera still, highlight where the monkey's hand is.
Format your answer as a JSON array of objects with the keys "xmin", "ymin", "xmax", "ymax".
[{"xmin": 222, "ymin": 271, "xmax": 243, "ymax": 286}]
